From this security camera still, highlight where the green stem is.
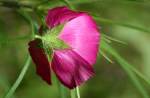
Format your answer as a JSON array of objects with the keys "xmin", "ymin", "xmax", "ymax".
[
  {"xmin": 3, "ymin": 56, "xmax": 31, "ymax": 98},
  {"xmin": 59, "ymin": 0, "xmax": 75, "ymax": 9},
  {"xmin": 2, "ymin": 9, "xmax": 36, "ymax": 98},
  {"xmin": 76, "ymin": 87, "xmax": 80, "ymax": 98},
  {"xmin": 0, "ymin": 0, "xmax": 34, "ymax": 10},
  {"xmin": 35, "ymin": 35, "xmax": 43, "ymax": 39},
  {"xmin": 71, "ymin": 87, "xmax": 80, "ymax": 98}
]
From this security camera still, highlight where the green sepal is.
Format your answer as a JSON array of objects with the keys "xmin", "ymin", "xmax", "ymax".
[
  {"xmin": 43, "ymin": 24, "xmax": 69, "ymax": 50},
  {"xmin": 33, "ymin": 38, "xmax": 53, "ymax": 61},
  {"xmin": 48, "ymin": 24, "xmax": 65, "ymax": 36},
  {"xmin": 42, "ymin": 42, "xmax": 53, "ymax": 61}
]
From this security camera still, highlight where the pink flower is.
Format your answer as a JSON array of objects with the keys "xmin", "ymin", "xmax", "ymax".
[{"xmin": 28, "ymin": 6, "xmax": 100, "ymax": 89}]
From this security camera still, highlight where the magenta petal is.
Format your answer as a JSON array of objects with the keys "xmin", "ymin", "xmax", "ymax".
[
  {"xmin": 28, "ymin": 39, "xmax": 51, "ymax": 84},
  {"xmin": 51, "ymin": 49, "xmax": 94, "ymax": 89},
  {"xmin": 59, "ymin": 13, "xmax": 100, "ymax": 65},
  {"xmin": 46, "ymin": 6, "xmax": 81, "ymax": 28}
]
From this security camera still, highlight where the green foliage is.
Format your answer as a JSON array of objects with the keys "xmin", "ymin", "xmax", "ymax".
[
  {"xmin": 100, "ymin": 40, "xmax": 150, "ymax": 98},
  {"xmin": 4, "ymin": 56, "xmax": 31, "ymax": 98}
]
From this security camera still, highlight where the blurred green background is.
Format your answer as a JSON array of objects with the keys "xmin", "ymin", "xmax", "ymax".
[{"xmin": 0, "ymin": 0, "xmax": 150, "ymax": 98}]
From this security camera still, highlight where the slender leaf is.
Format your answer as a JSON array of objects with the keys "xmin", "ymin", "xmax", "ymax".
[
  {"xmin": 100, "ymin": 40, "xmax": 150, "ymax": 98},
  {"xmin": 94, "ymin": 16, "xmax": 150, "ymax": 33},
  {"xmin": 3, "ymin": 56, "xmax": 31, "ymax": 98}
]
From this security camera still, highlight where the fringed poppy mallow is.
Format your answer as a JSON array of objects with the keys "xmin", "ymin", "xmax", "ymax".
[{"xmin": 28, "ymin": 6, "xmax": 100, "ymax": 89}]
